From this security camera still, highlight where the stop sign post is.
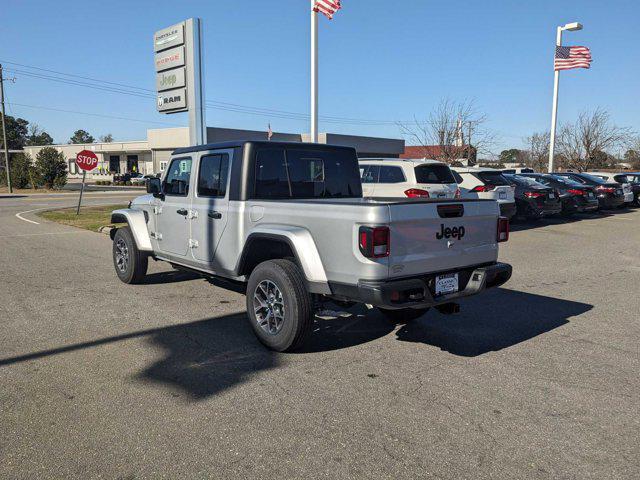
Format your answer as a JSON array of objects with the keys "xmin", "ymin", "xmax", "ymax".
[{"xmin": 75, "ymin": 150, "xmax": 98, "ymax": 215}]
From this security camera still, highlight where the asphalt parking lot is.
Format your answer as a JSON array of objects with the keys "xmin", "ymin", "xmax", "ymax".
[{"xmin": 1, "ymin": 194, "xmax": 638, "ymax": 479}]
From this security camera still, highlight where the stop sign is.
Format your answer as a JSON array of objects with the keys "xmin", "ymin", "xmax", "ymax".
[{"xmin": 76, "ymin": 150, "xmax": 99, "ymax": 172}]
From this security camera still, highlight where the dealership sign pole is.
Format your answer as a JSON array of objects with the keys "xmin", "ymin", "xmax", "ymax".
[
  {"xmin": 154, "ymin": 18, "xmax": 205, "ymax": 146},
  {"xmin": 75, "ymin": 150, "xmax": 98, "ymax": 215}
]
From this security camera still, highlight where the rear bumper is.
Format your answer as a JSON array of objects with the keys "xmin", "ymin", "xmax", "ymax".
[
  {"xmin": 499, "ymin": 202, "xmax": 517, "ymax": 219},
  {"xmin": 598, "ymin": 195, "xmax": 625, "ymax": 209},
  {"xmin": 329, "ymin": 262, "xmax": 512, "ymax": 309}
]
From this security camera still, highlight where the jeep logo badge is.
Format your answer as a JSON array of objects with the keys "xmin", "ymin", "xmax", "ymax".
[{"xmin": 436, "ymin": 224, "xmax": 465, "ymax": 240}]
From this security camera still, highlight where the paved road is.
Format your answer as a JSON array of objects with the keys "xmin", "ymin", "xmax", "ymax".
[{"xmin": 1, "ymin": 195, "xmax": 638, "ymax": 479}]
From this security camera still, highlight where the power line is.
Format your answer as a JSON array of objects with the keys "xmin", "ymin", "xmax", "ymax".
[
  {"xmin": 1, "ymin": 60, "xmax": 409, "ymax": 126},
  {"xmin": 7, "ymin": 102, "xmax": 182, "ymax": 126}
]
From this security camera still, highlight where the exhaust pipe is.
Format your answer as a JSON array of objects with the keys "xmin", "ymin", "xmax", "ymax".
[{"xmin": 435, "ymin": 302, "xmax": 460, "ymax": 315}]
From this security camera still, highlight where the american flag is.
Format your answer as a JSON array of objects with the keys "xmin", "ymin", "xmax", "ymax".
[
  {"xmin": 313, "ymin": 0, "xmax": 342, "ymax": 19},
  {"xmin": 554, "ymin": 46, "xmax": 592, "ymax": 71}
]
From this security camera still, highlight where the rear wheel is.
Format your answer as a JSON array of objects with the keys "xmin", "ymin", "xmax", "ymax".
[
  {"xmin": 378, "ymin": 307, "xmax": 430, "ymax": 323},
  {"xmin": 112, "ymin": 226, "xmax": 148, "ymax": 284},
  {"xmin": 246, "ymin": 259, "xmax": 312, "ymax": 352}
]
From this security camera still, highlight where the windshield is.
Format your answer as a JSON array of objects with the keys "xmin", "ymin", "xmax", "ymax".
[{"xmin": 414, "ymin": 164, "xmax": 455, "ymax": 184}]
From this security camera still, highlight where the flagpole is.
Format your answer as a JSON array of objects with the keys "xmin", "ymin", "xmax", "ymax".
[
  {"xmin": 547, "ymin": 26, "xmax": 563, "ymax": 173},
  {"xmin": 310, "ymin": 0, "xmax": 318, "ymax": 143}
]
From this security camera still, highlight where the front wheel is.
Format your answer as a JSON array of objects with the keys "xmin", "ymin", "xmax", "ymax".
[
  {"xmin": 246, "ymin": 259, "xmax": 312, "ymax": 352},
  {"xmin": 378, "ymin": 307, "xmax": 430, "ymax": 323},
  {"xmin": 112, "ymin": 226, "xmax": 148, "ymax": 284}
]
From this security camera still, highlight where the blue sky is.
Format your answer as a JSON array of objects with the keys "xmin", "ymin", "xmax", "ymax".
[{"xmin": 1, "ymin": 0, "xmax": 638, "ymax": 153}]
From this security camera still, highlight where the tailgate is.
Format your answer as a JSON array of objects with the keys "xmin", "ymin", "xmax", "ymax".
[{"xmin": 388, "ymin": 200, "xmax": 500, "ymax": 278}]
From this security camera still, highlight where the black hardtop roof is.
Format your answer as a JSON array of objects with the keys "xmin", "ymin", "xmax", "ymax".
[{"xmin": 172, "ymin": 141, "xmax": 356, "ymax": 155}]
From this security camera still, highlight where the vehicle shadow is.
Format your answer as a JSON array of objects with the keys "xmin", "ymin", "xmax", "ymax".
[
  {"xmin": 395, "ymin": 288, "xmax": 592, "ymax": 356},
  {"xmin": 509, "ymin": 211, "xmax": 616, "ymax": 232}
]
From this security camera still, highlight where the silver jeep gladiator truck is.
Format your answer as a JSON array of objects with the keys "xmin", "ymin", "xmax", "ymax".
[{"xmin": 111, "ymin": 141, "xmax": 512, "ymax": 351}]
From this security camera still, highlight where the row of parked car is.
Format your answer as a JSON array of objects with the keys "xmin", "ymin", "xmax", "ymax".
[{"xmin": 359, "ymin": 158, "xmax": 640, "ymax": 220}]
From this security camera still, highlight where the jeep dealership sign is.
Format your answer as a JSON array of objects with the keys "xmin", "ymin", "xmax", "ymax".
[{"xmin": 154, "ymin": 18, "xmax": 205, "ymax": 144}]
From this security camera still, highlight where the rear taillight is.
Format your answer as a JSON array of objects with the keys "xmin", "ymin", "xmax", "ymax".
[
  {"xmin": 497, "ymin": 217, "xmax": 509, "ymax": 243},
  {"xmin": 359, "ymin": 226, "xmax": 390, "ymax": 258},
  {"xmin": 404, "ymin": 188, "xmax": 430, "ymax": 198},
  {"xmin": 524, "ymin": 191, "xmax": 545, "ymax": 198},
  {"xmin": 471, "ymin": 185, "xmax": 495, "ymax": 192},
  {"xmin": 596, "ymin": 186, "xmax": 616, "ymax": 194},
  {"xmin": 567, "ymin": 189, "xmax": 585, "ymax": 196},
  {"xmin": 454, "ymin": 187, "xmax": 461, "ymax": 199}
]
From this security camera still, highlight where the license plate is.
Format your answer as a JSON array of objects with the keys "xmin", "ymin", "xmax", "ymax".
[
  {"xmin": 499, "ymin": 191, "xmax": 507, "ymax": 200},
  {"xmin": 437, "ymin": 192, "xmax": 447, "ymax": 198},
  {"xmin": 549, "ymin": 193, "xmax": 555, "ymax": 199},
  {"xmin": 435, "ymin": 273, "xmax": 459, "ymax": 296},
  {"xmin": 616, "ymin": 190, "xmax": 623, "ymax": 195}
]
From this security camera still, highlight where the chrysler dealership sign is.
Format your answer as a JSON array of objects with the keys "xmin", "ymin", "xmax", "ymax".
[{"xmin": 154, "ymin": 18, "xmax": 206, "ymax": 145}]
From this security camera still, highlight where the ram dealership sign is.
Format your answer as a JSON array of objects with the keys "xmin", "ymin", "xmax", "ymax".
[{"xmin": 154, "ymin": 18, "xmax": 205, "ymax": 145}]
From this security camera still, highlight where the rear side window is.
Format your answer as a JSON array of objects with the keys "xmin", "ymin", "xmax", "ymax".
[
  {"xmin": 198, "ymin": 153, "xmax": 229, "ymax": 197},
  {"xmin": 254, "ymin": 147, "xmax": 362, "ymax": 199},
  {"xmin": 614, "ymin": 175, "xmax": 629, "ymax": 183},
  {"xmin": 415, "ymin": 164, "xmax": 455, "ymax": 184},
  {"xmin": 476, "ymin": 171, "xmax": 511, "ymax": 186},
  {"xmin": 452, "ymin": 171, "xmax": 464, "ymax": 184},
  {"xmin": 164, "ymin": 157, "xmax": 192, "ymax": 196},
  {"xmin": 361, "ymin": 165, "xmax": 380, "ymax": 183},
  {"xmin": 378, "ymin": 166, "xmax": 405, "ymax": 183}
]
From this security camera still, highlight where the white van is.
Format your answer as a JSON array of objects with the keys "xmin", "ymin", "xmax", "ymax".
[
  {"xmin": 452, "ymin": 167, "xmax": 517, "ymax": 219},
  {"xmin": 359, "ymin": 158, "xmax": 459, "ymax": 199}
]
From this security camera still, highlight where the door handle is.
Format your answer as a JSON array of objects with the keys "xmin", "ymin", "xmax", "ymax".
[
  {"xmin": 176, "ymin": 208, "xmax": 188, "ymax": 216},
  {"xmin": 208, "ymin": 211, "xmax": 222, "ymax": 219}
]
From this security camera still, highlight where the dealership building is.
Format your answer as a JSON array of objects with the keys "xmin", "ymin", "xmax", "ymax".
[{"xmin": 23, "ymin": 127, "xmax": 405, "ymax": 180}]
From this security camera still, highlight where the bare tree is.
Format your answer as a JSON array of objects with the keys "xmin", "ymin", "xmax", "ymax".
[
  {"xmin": 99, "ymin": 133, "xmax": 114, "ymax": 143},
  {"xmin": 524, "ymin": 131, "xmax": 550, "ymax": 172},
  {"xmin": 556, "ymin": 109, "xmax": 633, "ymax": 171},
  {"xmin": 398, "ymin": 99, "xmax": 496, "ymax": 165}
]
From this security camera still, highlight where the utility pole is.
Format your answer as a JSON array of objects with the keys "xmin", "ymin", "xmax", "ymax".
[{"xmin": 0, "ymin": 64, "xmax": 12, "ymax": 193}]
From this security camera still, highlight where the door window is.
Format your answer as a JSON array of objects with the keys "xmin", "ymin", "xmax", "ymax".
[
  {"xmin": 163, "ymin": 157, "xmax": 192, "ymax": 196},
  {"xmin": 361, "ymin": 165, "xmax": 380, "ymax": 183},
  {"xmin": 378, "ymin": 166, "xmax": 405, "ymax": 183},
  {"xmin": 198, "ymin": 154, "xmax": 230, "ymax": 197}
]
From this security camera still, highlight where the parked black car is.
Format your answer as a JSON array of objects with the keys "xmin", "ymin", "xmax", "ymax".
[
  {"xmin": 504, "ymin": 174, "xmax": 562, "ymax": 220},
  {"xmin": 555, "ymin": 172, "xmax": 625, "ymax": 210},
  {"xmin": 521, "ymin": 173, "xmax": 599, "ymax": 215}
]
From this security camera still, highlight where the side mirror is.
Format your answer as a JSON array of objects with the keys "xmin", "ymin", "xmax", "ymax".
[{"xmin": 147, "ymin": 177, "xmax": 162, "ymax": 197}]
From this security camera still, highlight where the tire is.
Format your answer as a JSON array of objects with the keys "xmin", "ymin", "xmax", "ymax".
[
  {"xmin": 112, "ymin": 226, "xmax": 148, "ymax": 284},
  {"xmin": 378, "ymin": 307, "xmax": 430, "ymax": 323},
  {"xmin": 246, "ymin": 259, "xmax": 312, "ymax": 352},
  {"xmin": 635, "ymin": 194, "xmax": 640, "ymax": 208}
]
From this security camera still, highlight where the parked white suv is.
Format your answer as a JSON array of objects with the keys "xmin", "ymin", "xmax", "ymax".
[
  {"xmin": 452, "ymin": 167, "xmax": 517, "ymax": 219},
  {"xmin": 588, "ymin": 171, "xmax": 634, "ymax": 205},
  {"xmin": 359, "ymin": 158, "xmax": 459, "ymax": 199}
]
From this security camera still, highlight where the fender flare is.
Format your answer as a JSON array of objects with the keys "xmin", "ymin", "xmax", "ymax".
[
  {"xmin": 240, "ymin": 226, "xmax": 330, "ymax": 294},
  {"xmin": 110, "ymin": 209, "xmax": 153, "ymax": 251}
]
